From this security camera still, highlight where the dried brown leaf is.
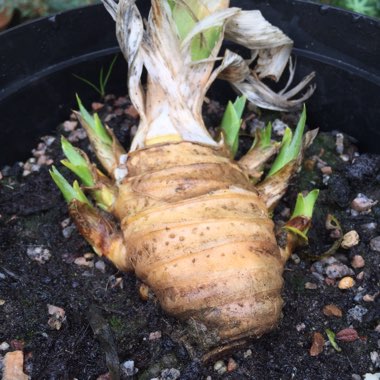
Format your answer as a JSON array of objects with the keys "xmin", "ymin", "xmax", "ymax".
[
  {"xmin": 309, "ymin": 332, "xmax": 325, "ymax": 356},
  {"xmin": 336, "ymin": 328, "xmax": 359, "ymax": 342},
  {"xmin": 322, "ymin": 304, "xmax": 343, "ymax": 318}
]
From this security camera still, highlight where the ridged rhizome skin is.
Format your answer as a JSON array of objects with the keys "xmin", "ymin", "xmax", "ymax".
[{"xmin": 111, "ymin": 141, "xmax": 284, "ymax": 342}]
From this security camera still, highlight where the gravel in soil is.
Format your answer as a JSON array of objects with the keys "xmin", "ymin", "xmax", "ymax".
[{"xmin": 0, "ymin": 94, "xmax": 379, "ymax": 380}]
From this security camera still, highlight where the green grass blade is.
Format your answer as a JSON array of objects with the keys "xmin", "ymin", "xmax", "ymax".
[
  {"xmin": 50, "ymin": 166, "xmax": 91, "ymax": 206},
  {"xmin": 102, "ymin": 55, "xmax": 118, "ymax": 93},
  {"xmin": 73, "ymin": 75, "xmax": 101, "ymax": 96},
  {"xmin": 99, "ymin": 66, "xmax": 105, "ymax": 97}
]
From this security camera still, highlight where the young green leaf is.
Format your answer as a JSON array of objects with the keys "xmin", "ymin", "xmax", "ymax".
[
  {"xmin": 171, "ymin": 1, "xmax": 223, "ymax": 60},
  {"xmin": 251, "ymin": 122, "xmax": 272, "ymax": 150},
  {"xmin": 284, "ymin": 189, "xmax": 319, "ymax": 241},
  {"xmin": 268, "ymin": 105, "xmax": 307, "ymax": 176},
  {"xmin": 61, "ymin": 137, "xmax": 94, "ymax": 186},
  {"xmin": 221, "ymin": 95, "xmax": 246, "ymax": 156},
  {"xmin": 325, "ymin": 328, "xmax": 342, "ymax": 352},
  {"xmin": 291, "ymin": 189, "xmax": 319, "ymax": 219},
  {"xmin": 76, "ymin": 95, "xmax": 112, "ymax": 145},
  {"xmin": 50, "ymin": 166, "xmax": 91, "ymax": 206}
]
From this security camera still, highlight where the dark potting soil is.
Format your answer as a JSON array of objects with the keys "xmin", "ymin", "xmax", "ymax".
[{"xmin": 0, "ymin": 94, "xmax": 379, "ymax": 380}]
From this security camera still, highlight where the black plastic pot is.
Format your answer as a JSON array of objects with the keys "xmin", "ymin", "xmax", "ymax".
[{"xmin": 0, "ymin": 1, "xmax": 379, "ymax": 165}]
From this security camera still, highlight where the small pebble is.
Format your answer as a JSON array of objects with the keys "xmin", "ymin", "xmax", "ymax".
[
  {"xmin": 272, "ymin": 119, "xmax": 288, "ymax": 136},
  {"xmin": 357, "ymin": 271, "xmax": 365, "ymax": 281},
  {"xmin": 325, "ymin": 277, "xmax": 336, "ymax": 286},
  {"xmin": 0, "ymin": 342, "xmax": 10, "ymax": 351},
  {"xmin": 125, "ymin": 105, "xmax": 139, "ymax": 118},
  {"xmin": 304, "ymin": 158, "xmax": 316, "ymax": 171},
  {"xmin": 291, "ymin": 254, "xmax": 301, "ymax": 264},
  {"xmin": 363, "ymin": 293, "xmax": 379, "ymax": 302},
  {"xmin": 363, "ymin": 374, "xmax": 380, "ymax": 380},
  {"xmin": 326, "ymin": 262, "xmax": 354, "ymax": 279},
  {"xmin": 370, "ymin": 351, "xmax": 380, "ymax": 367},
  {"xmin": 370, "ymin": 237, "xmax": 380, "ymax": 252},
  {"xmin": 354, "ymin": 291, "xmax": 366, "ymax": 302},
  {"xmin": 26, "ymin": 246, "xmax": 51, "ymax": 264},
  {"xmin": 305, "ymin": 282, "xmax": 318, "ymax": 290},
  {"xmin": 322, "ymin": 174, "xmax": 330, "ymax": 185},
  {"xmin": 122, "ymin": 360, "xmax": 136, "ymax": 376},
  {"xmin": 0, "ymin": 299, "xmax": 5, "ymax": 306},
  {"xmin": 161, "ymin": 368, "xmax": 180, "ymax": 380},
  {"xmin": 341, "ymin": 230, "xmax": 360, "ymax": 249},
  {"xmin": 62, "ymin": 225, "xmax": 75, "ymax": 239},
  {"xmin": 148, "ymin": 331, "xmax": 162, "ymax": 341},
  {"xmin": 95, "ymin": 260, "xmax": 106, "ymax": 273},
  {"xmin": 312, "ymin": 272, "xmax": 325, "ymax": 283},
  {"xmin": 361, "ymin": 222, "xmax": 377, "ymax": 232},
  {"xmin": 351, "ymin": 193, "xmax": 378, "ymax": 212},
  {"xmin": 296, "ymin": 323, "xmax": 306, "ymax": 332},
  {"xmin": 347, "ymin": 305, "xmax": 368, "ymax": 323},
  {"xmin": 338, "ymin": 276, "xmax": 355, "ymax": 289},
  {"xmin": 214, "ymin": 360, "xmax": 227, "ymax": 375},
  {"xmin": 351, "ymin": 255, "xmax": 365, "ymax": 269},
  {"xmin": 243, "ymin": 349, "xmax": 252, "ymax": 358},
  {"xmin": 336, "ymin": 133, "xmax": 344, "ymax": 154},
  {"xmin": 61, "ymin": 218, "xmax": 71, "ymax": 228},
  {"xmin": 227, "ymin": 358, "xmax": 238, "ymax": 372},
  {"xmin": 139, "ymin": 283, "xmax": 150, "ymax": 301},
  {"xmin": 321, "ymin": 166, "xmax": 332, "ymax": 175},
  {"xmin": 63, "ymin": 120, "xmax": 78, "ymax": 132},
  {"xmin": 74, "ymin": 256, "xmax": 94, "ymax": 268},
  {"xmin": 91, "ymin": 102, "xmax": 104, "ymax": 111}
]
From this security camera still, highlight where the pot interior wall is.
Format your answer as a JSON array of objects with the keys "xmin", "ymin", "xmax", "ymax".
[{"xmin": 0, "ymin": 1, "xmax": 379, "ymax": 165}]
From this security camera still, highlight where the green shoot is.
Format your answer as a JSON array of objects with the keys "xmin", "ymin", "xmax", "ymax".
[
  {"xmin": 251, "ymin": 122, "xmax": 273, "ymax": 150},
  {"xmin": 171, "ymin": 1, "xmax": 222, "ymax": 60},
  {"xmin": 60, "ymin": 136, "xmax": 116, "ymax": 211},
  {"xmin": 73, "ymin": 54, "xmax": 118, "ymax": 98},
  {"xmin": 61, "ymin": 137, "xmax": 94, "ymax": 186},
  {"xmin": 76, "ymin": 95, "xmax": 112, "ymax": 145},
  {"xmin": 291, "ymin": 189, "xmax": 319, "ymax": 219},
  {"xmin": 325, "ymin": 329, "xmax": 342, "ymax": 352},
  {"xmin": 50, "ymin": 166, "xmax": 91, "ymax": 206},
  {"xmin": 221, "ymin": 95, "xmax": 247, "ymax": 156},
  {"xmin": 285, "ymin": 189, "xmax": 319, "ymax": 241},
  {"xmin": 267, "ymin": 105, "xmax": 307, "ymax": 177}
]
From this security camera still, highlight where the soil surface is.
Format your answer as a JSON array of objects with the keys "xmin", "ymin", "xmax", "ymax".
[{"xmin": 0, "ymin": 94, "xmax": 379, "ymax": 380}]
